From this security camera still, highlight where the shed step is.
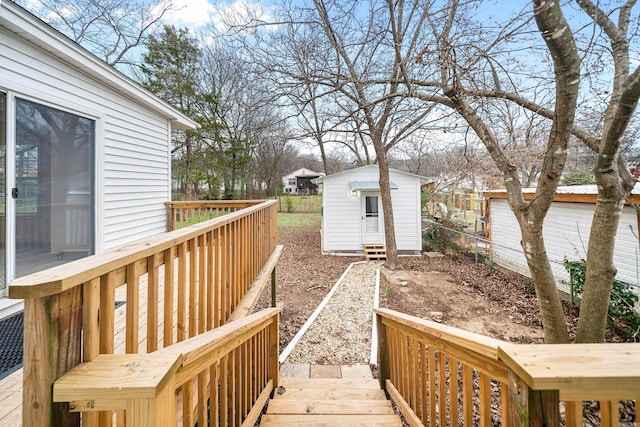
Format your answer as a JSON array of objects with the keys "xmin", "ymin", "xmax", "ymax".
[{"xmin": 363, "ymin": 244, "xmax": 386, "ymax": 261}]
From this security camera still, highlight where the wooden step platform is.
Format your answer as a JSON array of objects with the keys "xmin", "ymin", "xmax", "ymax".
[
  {"xmin": 363, "ymin": 244, "xmax": 386, "ymax": 261},
  {"xmin": 261, "ymin": 378, "xmax": 402, "ymax": 426}
]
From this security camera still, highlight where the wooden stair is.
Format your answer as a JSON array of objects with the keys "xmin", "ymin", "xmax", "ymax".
[
  {"xmin": 260, "ymin": 378, "xmax": 402, "ymax": 426},
  {"xmin": 363, "ymin": 244, "xmax": 386, "ymax": 261}
]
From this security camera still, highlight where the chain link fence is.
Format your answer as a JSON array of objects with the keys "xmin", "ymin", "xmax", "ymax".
[{"xmin": 421, "ymin": 217, "xmax": 640, "ymax": 304}]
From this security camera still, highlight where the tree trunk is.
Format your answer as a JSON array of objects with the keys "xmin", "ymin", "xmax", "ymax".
[
  {"xmin": 575, "ymin": 181, "xmax": 623, "ymax": 343},
  {"xmin": 515, "ymin": 214, "xmax": 570, "ymax": 343},
  {"xmin": 185, "ymin": 138, "xmax": 195, "ymax": 200},
  {"xmin": 377, "ymin": 151, "xmax": 400, "ymax": 269}
]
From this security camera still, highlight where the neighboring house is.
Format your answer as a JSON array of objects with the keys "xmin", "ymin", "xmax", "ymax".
[
  {"xmin": 282, "ymin": 168, "xmax": 324, "ymax": 195},
  {"xmin": 483, "ymin": 184, "xmax": 640, "ymax": 295},
  {"xmin": 317, "ymin": 165, "xmax": 430, "ymax": 255},
  {"xmin": 0, "ymin": 1, "xmax": 196, "ymax": 311}
]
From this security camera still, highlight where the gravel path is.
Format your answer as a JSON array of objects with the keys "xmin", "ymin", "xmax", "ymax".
[{"xmin": 285, "ymin": 261, "xmax": 380, "ymax": 365}]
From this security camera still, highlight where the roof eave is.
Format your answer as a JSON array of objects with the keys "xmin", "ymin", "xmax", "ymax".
[{"xmin": 0, "ymin": 1, "xmax": 197, "ymax": 130}]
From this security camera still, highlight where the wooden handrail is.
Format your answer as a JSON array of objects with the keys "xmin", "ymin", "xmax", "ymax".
[
  {"xmin": 12, "ymin": 199, "xmax": 278, "ymax": 426},
  {"xmin": 10, "ymin": 200, "xmax": 277, "ymax": 298},
  {"xmin": 54, "ymin": 307, "xmax": 281, "ymax": 427},
  {"xmin": 375, "ymin": 308, "xmax": 640, "ymax": 426},
  {"xmin": 165, "ymin": 200, "xmax": 266, "ymax": 231}
]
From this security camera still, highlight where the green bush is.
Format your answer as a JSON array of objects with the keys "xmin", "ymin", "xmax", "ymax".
[
  {"xmin": 564, "ymin": 260, "xmax": 640, "ymax": 338},
  {"xmin": 422, "ymin": 218, "xmax": 465, "ymax": 253},
  {"xmin": 283, "ymin": 195, "xmax": 294, "ymax": 213}
]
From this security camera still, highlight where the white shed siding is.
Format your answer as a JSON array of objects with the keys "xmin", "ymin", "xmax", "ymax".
[
  {"xmin": 1, "ymin": 27, "xmax": 172, "ymax": 251},
  {"xmin": 387, "ymin": 172, "xmax": 421, "ymax": 251},
  {"xmin": 322, "ymin": 166, "xmax": 422, "ymax": 253},
  {"xmin": 490, "ymin": 199, "xmax": 639, "ymax": 292},
  {"xmin": 322, "ymin": 170, "xmax": 362, "ymax": 251}
]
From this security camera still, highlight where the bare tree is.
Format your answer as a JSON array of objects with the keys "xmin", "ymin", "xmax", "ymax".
[
  {"xmin": 248, "ymin": 122, "xmax": 298, "ymax": 197},
  {"xmin": 17, "ymin": 0, "xmax": 176, "ymax": 70},
  {"xmin": 274, "ymin": 0, "xmax": 438, "ymax": 268},
  {"xmin": 401, "ymin": 0, "xmax": 640, "ymax": 343}
]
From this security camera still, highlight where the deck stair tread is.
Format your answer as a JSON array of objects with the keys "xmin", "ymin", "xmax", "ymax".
[
  {"xmin": 279, "ymin": 378, "xmax": 381, "ymax": 389},
  {"xmin": 260, "ymin": 414, "xmax": 403, "ymax": 426},
  {"xmin": 261, "ymin": 377, "xmax": 402, "ymax": 426},
  {"xmin": 363, "ymin": 244, "xmax": 386, "ymax": 261}
]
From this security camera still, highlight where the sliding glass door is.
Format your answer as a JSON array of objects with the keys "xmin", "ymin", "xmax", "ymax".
[
  {"xmin": 0, "ymin": 94, "xmax": 5, "ymax": 295},
  {"xmin": 13, "ymin": 98, "xmax": 94, "ymax": 279}
]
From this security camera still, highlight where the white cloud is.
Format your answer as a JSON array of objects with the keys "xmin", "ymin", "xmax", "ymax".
[
  {"xmin": 160, "ymin": 0, "xmax": 216, "ymax": 28},
  {"xmin": 159, "ymin": 0, "xmax": 276, "ymax": 33}
]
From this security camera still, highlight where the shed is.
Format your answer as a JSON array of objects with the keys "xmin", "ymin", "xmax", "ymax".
[
  {"xmin": 317, "ymin": 165, "xmax": 430, "ymax": 255},
  {"xmin": 282, "ymin": 167, "xmax": 324, "ymax": 195},
  {"xmin": 0, "ymin": 1, "xmax": 196, "ymax": 305},
  {"xmin": 483, "ymin": 184, "xmax": 640, "ymax": 294}
]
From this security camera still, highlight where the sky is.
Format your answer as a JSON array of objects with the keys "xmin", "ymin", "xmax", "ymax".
[{"xmin": 159, "ymin": 0, "xmax": 276, "ymax": 32}]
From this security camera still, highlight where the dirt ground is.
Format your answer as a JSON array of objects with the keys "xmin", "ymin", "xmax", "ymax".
[
  {"xmin": 259, "ymin": 213, "xmax": 584, "ymax": 347},
  {"xmin": 380, "ymin": 263, "xmax": 545, "ymax": 343}
]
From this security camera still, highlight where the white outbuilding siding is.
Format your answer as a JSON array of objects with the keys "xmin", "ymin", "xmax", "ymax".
[
  {"xmin": 487, "ymin": 188, "xmax": 640, "ymax": 294},
  {"xmin": 320, "ymin": 165, "xmax": 427, "ymax": 255}
]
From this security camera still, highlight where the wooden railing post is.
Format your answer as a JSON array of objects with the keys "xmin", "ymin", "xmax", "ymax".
[
  {"xmin": 268, "ymin": 311, "xmax": 280, "ymax": 389},
  {"xmin": 376, "ymin": 313, "xmax": 390, "ymax": 391},
  {"xmin": 23, "ymin": 288, "xmax": 82, "ymax": 427},
  {"xmin": 126, "ymin": 376, "xmax": 176, "ymax": 427},
  {"xmin": 506, "ymin": 371, "xmax": 559, "ymax": 426},
  {"xmin": 270, "ymin": 268, "xmax": 276, "ymax": 307},
  {"xmin": 165, "ymin": 202, "xmax": 174, "ymax": 231}
]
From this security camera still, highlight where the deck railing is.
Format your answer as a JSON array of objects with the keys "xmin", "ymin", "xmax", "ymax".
[
  {"xmin": 375, "ymin": 308, "xmax": 639, "ymax": 426},
  {"xmin": 9, "ymin": 199, "xmax": 278, "ymax": 426},
  {"xmin": 165, "ymin": 200, "xmax": 266, "ymax": 231},
  {"xmin": 54, "ymin": 307, "xmax": 280, "ymax": 427}
]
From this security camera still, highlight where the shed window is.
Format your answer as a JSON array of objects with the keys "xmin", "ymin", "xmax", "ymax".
[{"xmin": 365, "ymin": 196, "xmax": 378, "ymax": 217}]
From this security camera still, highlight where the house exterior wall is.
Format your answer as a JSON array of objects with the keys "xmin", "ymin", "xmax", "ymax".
[
  {"xmin": 322, "ymin": 166, "xmax": 422, "ymax": 254},
  {"xmin": 489, "ymin": 199, "xmax": 639, "ymax": 293},
  {"xmin": 0, "ymin": 26, "xmax": 172, "ymax": 252},
  {"xmin": 282, "ymin": 168, "xmax": 321, "ymax": 194}
]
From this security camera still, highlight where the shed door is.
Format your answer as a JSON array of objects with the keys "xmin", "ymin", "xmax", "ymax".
[{"xmin": 361, "ymin": 194, "xmax": 383, "ymax": 244}]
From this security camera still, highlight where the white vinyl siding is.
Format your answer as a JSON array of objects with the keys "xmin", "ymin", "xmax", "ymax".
[
  {"xmin": 1, "ymin": 27, "xmax": 171, "ymax": 251},
  {"xmin": 490, "ymin": 199, "xmax": 639, "ymax": 293},
  {"xmin": 322, "ymin": 166, "xmax": 422, "ymax": 253},
  {"xmin": 322, "ymin": 175, "xmax": 362, "ymax": 251}
]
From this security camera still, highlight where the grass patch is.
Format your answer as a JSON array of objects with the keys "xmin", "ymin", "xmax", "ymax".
[
  {"xmin": 278, "ymin": 212, "xmax": 321, "ymax": 228},
  {"xmin": 277, "ymin": 195, "xmax": 322, "ymax": 213}
]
